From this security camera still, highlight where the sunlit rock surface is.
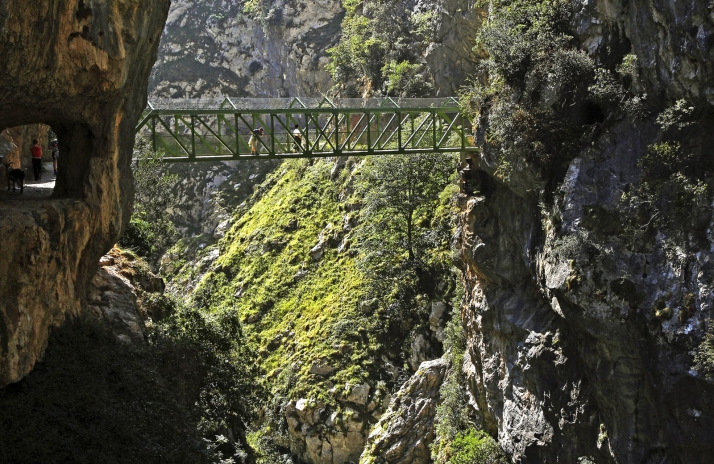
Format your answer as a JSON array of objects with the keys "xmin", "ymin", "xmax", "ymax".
[
  {"xmin": 0, "ymin": 0, "xmax": 169, "ymax": 385},
  {"xmin": 150, "ymin": 0, "xmax": 344, "ymax": 98},
  {"xmin": 360, "ymin": 358, "xmax": 447, "ymax": 464}
]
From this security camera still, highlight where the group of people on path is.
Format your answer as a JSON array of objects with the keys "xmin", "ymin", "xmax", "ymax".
[
  {"xmin": 248, "ymin": 124, "xmax": 303, "ymax": 154},
  {"xmin": 29, "ymin": 138, "xmax": 59, "ymax": 181}
]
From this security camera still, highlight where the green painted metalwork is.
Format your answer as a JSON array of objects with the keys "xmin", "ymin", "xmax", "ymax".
[{"xmin": 136, "ymin": 97, "xmax": 476, "ymax": 162}]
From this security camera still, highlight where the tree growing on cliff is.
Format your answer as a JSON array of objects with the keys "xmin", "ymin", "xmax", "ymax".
[
  {"xmin": 357, "ymin": 152, "xmax": 456, "ymax": 263},
  {"xmin": 119, "ymin": 137, "xmax": 178, "ymax": 264}
]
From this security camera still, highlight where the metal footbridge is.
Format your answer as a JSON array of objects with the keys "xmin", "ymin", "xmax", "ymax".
[{"xmin": 136, "ymin": 97, "xmax": 476, "ymax": 161}]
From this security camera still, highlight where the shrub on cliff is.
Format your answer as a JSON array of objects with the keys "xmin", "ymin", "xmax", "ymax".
[
  {"xmin": 327, "ymin": 0, "xmax": 431, "ymax": 96},
  {"xmin": 620, "ymin": 100, "xmax": 712, "ymax": 239},
  {"xmin": 448, "ymin": 429, "xmax": 508, "ymax": 464},
  {"xmin": 463, "ymin": 0, "xmax": 646, "ymax": 183},
  {"xmin": 694, "ymin": 328, "xmax": 714, "ymax": 380}
]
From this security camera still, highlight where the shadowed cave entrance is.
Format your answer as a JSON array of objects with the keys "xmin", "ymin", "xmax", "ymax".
[{"xmin": 0, "ymin": 122, "xmax": 94, "ymax": 203}]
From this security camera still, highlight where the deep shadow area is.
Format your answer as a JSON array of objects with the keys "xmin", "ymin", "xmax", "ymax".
[{"xmin": 0, "ymin": 319, "xmax": 212, "ymax": 464}]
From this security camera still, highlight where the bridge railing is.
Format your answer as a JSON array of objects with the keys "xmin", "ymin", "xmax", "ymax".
[{"xmin": 137, "ymin": 97, "xmax": 476, "ymax": 161}]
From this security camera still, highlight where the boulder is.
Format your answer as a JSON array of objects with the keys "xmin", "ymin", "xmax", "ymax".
[{"xmin": 309, "ymin": 358, "xmax": 336, "ymax": 376}]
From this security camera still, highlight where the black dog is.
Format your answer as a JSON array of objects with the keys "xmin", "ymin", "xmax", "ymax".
[{"xmin": 3, "ymin": 161, "xmax": 24, "ymax": 193}]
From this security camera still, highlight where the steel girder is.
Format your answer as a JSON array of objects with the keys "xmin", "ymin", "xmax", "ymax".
[{"xmin": 136, "ymin": 97, "xmax": 477, "ymax": 162}]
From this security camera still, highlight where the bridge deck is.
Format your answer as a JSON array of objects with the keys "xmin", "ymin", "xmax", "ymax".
[{"xmin": 136, "ymin": 97, "xmax": 477, "ymax": 161}]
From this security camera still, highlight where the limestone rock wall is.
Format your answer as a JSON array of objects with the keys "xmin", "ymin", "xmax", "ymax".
[
  {"xmin": 150, "ymin": 0, "xmax": 344, "ymax": 98},
  {"xmin": 0, "ymin": 0, "xmax": 169, "ymax": 385},
  {"xmin": 360, "ymin": 358, "xmax": 447, "ymax": 464},
  {"xmin": 457, "ymin": 1, "xmax": 714, "ymax": 462}
]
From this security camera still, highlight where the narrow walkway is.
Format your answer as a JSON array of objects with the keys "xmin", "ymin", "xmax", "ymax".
[{"xmin": 0, "ymin": 163, "xmax": 56, "ymax": 202}]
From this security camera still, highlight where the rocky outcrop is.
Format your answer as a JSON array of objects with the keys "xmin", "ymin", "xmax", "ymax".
[
  {"xmin": 573, "ymin": 0, "xmax": 714, "ymax": 107},
  {"xmin": 285, "ymin": 382, "xmax": 391, "ymax": 464},
  {"xmin": 150, "ymin": 0, "xmax": 344, "ymax": 98},
  {"xmin": 0, "ymin": 0, "xmax": 169, "ymax": 385},
  {"xmin": 86, "ymin": 248, "xmax": 165, "ymax": 346},
  {"xmin": 421, "ymin": 0, "xmax": 484, "ymax": 95},
  {"xmin": 360, "ymin": 358, "xmax": 447, "ymax": 464},
  {"xmin": 456, "ymin": 1, "xmax": 714, "ymax": 462}
]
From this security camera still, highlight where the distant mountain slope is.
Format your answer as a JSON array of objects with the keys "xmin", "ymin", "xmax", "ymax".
[{"xmin": 149, "ymin": 0, "xmax": 344, "ymax": 98}]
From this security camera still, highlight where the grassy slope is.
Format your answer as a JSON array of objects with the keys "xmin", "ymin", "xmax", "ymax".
[
  {"xmin": 184, "ymin": 158, "xmax": 379, "ymax": 404},
  {"xmin": 162, "ymin": 155, "xmax": 460, "ymax": 462}
]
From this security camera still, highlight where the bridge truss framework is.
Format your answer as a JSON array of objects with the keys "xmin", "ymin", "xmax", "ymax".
[{"xmin": 136, "ymin": 97, "xmax": 476, "ymax": 162}]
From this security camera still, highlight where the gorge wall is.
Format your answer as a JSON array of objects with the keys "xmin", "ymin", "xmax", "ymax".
[
  {"xmin": 0, "ymin": 0, "xmax": 169, "ymax": 385},
  {"xmin": 150, "ymin": 0, "xmax": 344, "ymax": 98},
  {"xmin": 457, "ymin": 1, "xmax": 714, "ymax": 462}
]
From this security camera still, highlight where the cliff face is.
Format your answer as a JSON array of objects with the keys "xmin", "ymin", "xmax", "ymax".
[
  {"xmin": 457, "ymin": 1, "xmax": 714, "ymax": 462},
  {"xmin": 150, "ymin": 0, "xmax": 344, "ymax": 98},
  {"xmin": 0, "ymin": 0, "xmax": 169, "ymax": 385}
]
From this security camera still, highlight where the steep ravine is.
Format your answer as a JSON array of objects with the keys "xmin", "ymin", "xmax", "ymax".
[
  {"xmin": 4, "ymin": 0, "xmax": 714, "ymax": 463},
  {"xmin": 149, "ymin": 0, "xmax": 344, "ymax": 98}
]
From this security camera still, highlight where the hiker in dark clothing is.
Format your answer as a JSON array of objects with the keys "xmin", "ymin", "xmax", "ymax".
[
  {"xmin": 51, "ymin": 139, "xmax": 59, "ymax": 175},
  {"xmin": 31, "ymin": 139, "xmax": 42, "ymax": 181}
]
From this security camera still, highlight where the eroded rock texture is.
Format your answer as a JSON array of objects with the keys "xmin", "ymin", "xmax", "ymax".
[
  {"xmin": 0, "ymin": 0, "xmax": 169, "ymax": 385},
  {"xmin": 150, "ymin": 0, "xmax": 345, "ymax": 98},
  {"xmin": 458, "ymin": 1, "xmax": 714, "ymax": 462},
  {"xmin": 360, "ymin": 358, "xmax": 447, "ymax": 464}
]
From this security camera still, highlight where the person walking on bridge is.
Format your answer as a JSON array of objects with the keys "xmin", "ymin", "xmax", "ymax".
[
  {"xmin": 31, "ymin": 139, "xmax": 43, "ymax": 181},
  {"xmin": 292, "ymin": 124, "xmax": 302, "ymax": 152},
  {"xmin": 249, "ymin": 127, "xmax": 264, "ymax": 155}
]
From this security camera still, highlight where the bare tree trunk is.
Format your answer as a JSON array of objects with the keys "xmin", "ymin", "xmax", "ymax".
[{"xmin": 407, "ymin": 210, "xmax": 414, "ymax": 261}]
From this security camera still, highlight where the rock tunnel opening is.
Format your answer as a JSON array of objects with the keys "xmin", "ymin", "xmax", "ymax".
[{"xmin": 0, "ymin": 121, "xmax": 94, "ymax": 202}]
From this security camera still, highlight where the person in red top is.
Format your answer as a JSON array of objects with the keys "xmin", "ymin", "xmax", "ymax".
[{"xmin": 31, "ymin": 139, "xmax": 42, "ymax": 181}]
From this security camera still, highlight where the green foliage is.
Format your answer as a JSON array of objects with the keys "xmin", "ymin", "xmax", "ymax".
[
  {"xmin": 588, "ymin": 67, "xmax": 647, "ymax": 119},
  {"xmin": 169, "ymin": 156, "xmax": 461, "ymax": 461},
  {"xmin": 432, "ymin": 312, "xmax": 472, "ymax": 463},
  {"xmin": 656, "ymin": 99, "xmax": 696, "ymax": 131},
  {"xmin": 621, "ymin": 131, "xmax": 710, "ymax": 236},
  {"xmin": 616, "ymin": 53, "xmax": 639, "ymax": 82},
  {"xmin": 357, "ymin": 153, "xmax": 457, "ymax": 262},
  {"xmin": 119, "ymin": 137, "xmax": 179, "ymax": 266},
  {"xmin": 327, "ymin": 0, "xmax": 431, "ymax": 96},
  {"xmin": 0, "ymin": 251, "xmax": 260, "ymax": 464},
  {"xmin": 150, "ymin": 301, "xmax": 262, "ymax": 441},
  {"xmin": 463, "ymin": 0, "xmax": 646, "ymax": 182},
  {"xmin": 0, "ymin": 319, "xmax": 212, "ymax": 464},
  {"xmin": 243, "ymin": 0, "xmax": 280, "ymax": 26},
  {"xmin": 383, "ymin": 60, "xmax": 432, "ymax": 97},
  {"xmin": 448, "ymin": 429, "xmax": 508, "ymax": 464},
  {"xmin": 475, "ymin": 0, "xmax": 573, "ymax": 85},
  {"xmin": 694, "ymin": 327, "xmax": 714, "ymax": 380},
  {"xmin": 410, "ymin": 10, "xmax": 437, "ymax": 44},
  {"xmin": 185, "ymin": 159, "xmax": 373, "ymax": 458}
]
